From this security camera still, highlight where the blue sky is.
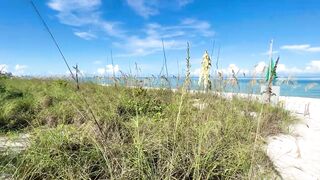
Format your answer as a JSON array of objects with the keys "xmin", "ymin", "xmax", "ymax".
[{"xmin": 1, "ymin": 0, "xmax": 320, "ymax": 77}]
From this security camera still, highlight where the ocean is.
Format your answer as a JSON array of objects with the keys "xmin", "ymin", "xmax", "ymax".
[{"xmin": 86, "ymin": 77, "xmax": 320, "ymax": 99}]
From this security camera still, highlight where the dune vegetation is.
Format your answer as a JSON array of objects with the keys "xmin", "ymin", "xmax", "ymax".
[{"xmin": 0, "ymin": 75, "xmax": 295, "ymax": 179}]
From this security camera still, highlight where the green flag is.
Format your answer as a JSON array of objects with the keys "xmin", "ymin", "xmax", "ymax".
[{"xmin": 265, "ymin": 58, "xmax": 277, "ymax": 83}]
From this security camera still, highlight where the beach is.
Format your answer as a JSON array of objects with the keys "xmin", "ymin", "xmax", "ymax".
[{"xmin": 267, "ymin": 96, "xmax": 320, "ymax": 179}]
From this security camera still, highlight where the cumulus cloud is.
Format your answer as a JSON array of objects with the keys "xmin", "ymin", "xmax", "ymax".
[
  {"xmin": 306, "ymin": 60, "xmax": 320, "ymax": 72},
  {"xmin": 227, "ymin": 64, "xmax": 240, "ymax": 74},
  {"xmin": 97, "ymin": 64, "xmax": 120, "ymax": 75},
  {"xmin": 254, "ymin": 61, "xmax": 267, "ymax": 74},
  {"xmin": 192, "ymin": 64, "xmax": 249, "ymax": 77},
  {"xmin": 0, "ymin": 64, "xmax": 8, "ymax": 73},
  {"xmin": 191, "ymin": 60, "xmax": 320, "ymax": 77},
  {"xmin": 251, "ymin": 60, "xmax": 320, "ymax": 75},
  {"xmin": 217, "ymin": 64, "xmax": 249, "ymax": 76},
  {"xmin": 275, "ymin": 64, "xmax": 303, "ymax": 74},
  {"xmin": 191, "ymin": 67, "xmax": 201, "ymax": 76},
  {"xmin": 15, "ymin": 64, "xmax": 27, "ymax": 71},
  {"xmin": 1, "ymin": 64, "xmax": 29, "ymax": 75},
  {"xmin": 281, "ymin": 44, "xmax": 320, "ymax": 52},
  {"xmin": 262, "ymin": 61, "xmax": 320, "ymax": 74},
  {"xmin": 253, "ymin": 61, "xmax": 303, "ymax": 75},
  {"xmin": 11, "ymin": 64, "xmax": 28, "ymax": 76}
]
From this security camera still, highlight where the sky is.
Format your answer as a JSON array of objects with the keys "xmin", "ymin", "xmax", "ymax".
[{"xmin": 1, "ymin": 0, "xmax": 320, "ymax": 77}]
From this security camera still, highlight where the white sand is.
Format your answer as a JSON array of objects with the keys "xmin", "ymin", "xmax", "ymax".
[{"xmin": 267, "ymin": 96, "xmax": 320, "ymax": 180}]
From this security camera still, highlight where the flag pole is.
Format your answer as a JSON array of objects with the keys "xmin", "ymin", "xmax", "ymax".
[{"xmin": 268, "ymin": 39, "xmax": 274, "ymax": 81}]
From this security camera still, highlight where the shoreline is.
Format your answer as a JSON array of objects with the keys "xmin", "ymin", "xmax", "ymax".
[{"xmin": 100, "ymin": 82, "xmax": 320, "ymax": 100}]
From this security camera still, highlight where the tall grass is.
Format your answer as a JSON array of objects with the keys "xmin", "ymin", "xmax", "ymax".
[{"xmin": 0, "ymin": 77, "xmax": 295, "ymax": 179}]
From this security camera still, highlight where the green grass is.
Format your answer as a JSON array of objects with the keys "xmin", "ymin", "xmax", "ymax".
[{"xmin": 0, "ymin": 77, "xmax": 295, "ymax": 179}]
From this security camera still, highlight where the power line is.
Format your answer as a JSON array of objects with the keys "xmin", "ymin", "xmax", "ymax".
[{"xmin": 30, "ymin": 0, "xmax": 75, "ymax": 81}]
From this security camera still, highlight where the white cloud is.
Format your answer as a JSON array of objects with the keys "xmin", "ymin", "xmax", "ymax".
[
  {"xmin": 281, "ymin": 44, "xmax": 320, "ymax": 52},
  {"xmin": 191, "ymin": 67, "xmax": 201, "ymax": 76},
  {"xmin": 14, "ymin": 64, "xmax": 28, "ymax": 75},
  {"xmin": 254, "ymin": 61, "xmax": 266, "ymax": 74},
  {"xmin": 145, "ymin": 19, "xmax": 214, "ymax": 38},
  {"xmin": 48, "ymin": 0, "xmax": 214, "ymax": 57},
  {"xmin": 126, "ymin": 0, "xmax": 158, "ymax": 18},
  {"xmin": 97, "ymin": 64, "xmax": 120, "ymax": 75},
  {"xmin": 227, "ymin": 64, "xmax": 240, "ymax": 74},
  {"xmin": 181, "ymin": 18, "xmax": 214, "ymax": 37},
  {"xmin": 253, "ymin": 60, "xmax": 320, "ymax": 75},
  {"xmin": 191, "ymin": 60, "xmax": 320, "ymax": 77},
  {"xmin": 276, "ymin": 64, "xmax": 303, "ymax": 74},
  {"xmin": 48, "ymin": 0, "xmax": 101, "ymax": 12},
  {"xmin": 0, "ymin": 64, "xmax": 8, "ymax": 73},
  {"xmin": 15, "ymin": 64, "xmax": 27, "ymax": 71},
  {"xmin": 74, "ymin": 31, "xmax": 96, "ymax": 40},
  {"xmin": 177, "ymin": 0, "xmax": 194, "ymax": 7},
  {"xmin": 306, "ymin": 60, "xmax": 320, "ymax": 72},
  {"xmin": 48, "ymin": 1, "xmax": 214, "ymax": 57},
  {"xmin": 48, "ymin": 0, "xmax": 124, "ymax": 38},
  {"xmin": 126, "ymin": 0, "xmax": 194, "ymax": 18},
  {"xmin": 115, "ymin": 19, "xmax": 214, "ymax": 56},
  {"xmin": 217, "ymin": 64, "xmax": 249, "ymax": 76},
  {"xmin": 192, "ymin": 64, "xmax": 248, "ymax": 77},
  {"xmin": 115, "ymin": 36, "xmax": 185, "ymax": 56},
  {"xmin": 253, "ymin": 61, "xmax": 303, "ymax": 75},
  {"xmin": 48, "ymin": 0, "xmax": 101, "ymax": 26},
  {"xmin": 262, "ymin": 61, "xmax": 320, "ymax": 74}
]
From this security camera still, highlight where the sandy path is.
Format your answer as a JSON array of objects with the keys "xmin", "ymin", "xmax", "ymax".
[
  {"xmin": 0, "ymin": 134, "xmax": 29, "ymax": 153},
  {"xmin": 267, "ymin": 97, "xmax": 320, "ymax": 180}
]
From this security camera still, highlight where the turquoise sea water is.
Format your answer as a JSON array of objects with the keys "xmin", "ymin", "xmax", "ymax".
[{"xmin": 86, "ymin": 77, "xmax": 320, "ymax": 99}]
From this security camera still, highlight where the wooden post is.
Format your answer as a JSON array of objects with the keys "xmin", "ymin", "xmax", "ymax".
[{"xmin": 73, "ymin": 64, "xmax": 80, "ymax": 90}]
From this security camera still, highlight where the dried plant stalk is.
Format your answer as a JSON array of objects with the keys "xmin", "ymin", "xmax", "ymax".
[
  {"xmin": 198, "ymin": 51, "xmax": 212, "ymax": 92},
  {"xmin": 184, "ymin": 42, "xmax": 191, "ymax": 91}
]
